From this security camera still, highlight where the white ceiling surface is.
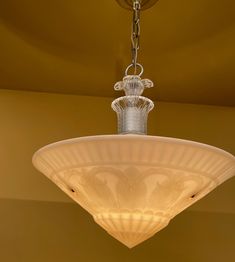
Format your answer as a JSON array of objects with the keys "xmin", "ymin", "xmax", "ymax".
[{"xmin": 0, "ymin": 0, "xmax": 234, "ymax": 105}]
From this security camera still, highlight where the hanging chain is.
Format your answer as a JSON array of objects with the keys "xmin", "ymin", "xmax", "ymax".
[
  {"xmin": 124, "ymin": 0, "xmax": 143, "ymax": 76},
  {"xmin": 131, "ymin": 0, "xmax": 141, "ymax": 74}
]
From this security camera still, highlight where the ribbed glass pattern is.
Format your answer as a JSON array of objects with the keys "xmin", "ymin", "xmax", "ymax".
[
  {"xmin": 33, "ymin": 135, "xmax": 235, "ymax": 248},
  {"xmin": 112, "ymin": 96, "xmax": 154, "ymax": 134},
  {"xmin": 112, "ymin": 75, "xmax": 154, "ymax": 135}
]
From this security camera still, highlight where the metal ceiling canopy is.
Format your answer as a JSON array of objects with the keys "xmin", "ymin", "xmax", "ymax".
[{"xmin": 115, "ymin": 0, "xmax": 159, "ymax": 10}]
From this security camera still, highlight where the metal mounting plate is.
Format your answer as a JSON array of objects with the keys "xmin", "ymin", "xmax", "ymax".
[{"xmin": 115, "ymin": 0, "xmax": 159, "ymax": 10}]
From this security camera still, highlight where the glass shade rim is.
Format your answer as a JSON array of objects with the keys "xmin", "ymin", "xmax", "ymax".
[{"xmin": 33, "ymin": 134, "xmax": 235, "ymax": 162}]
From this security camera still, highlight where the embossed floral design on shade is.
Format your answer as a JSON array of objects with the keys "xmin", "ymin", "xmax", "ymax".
[{"xmin": 33, "ymin": 135, "xmax": 235, "ymax": 248}]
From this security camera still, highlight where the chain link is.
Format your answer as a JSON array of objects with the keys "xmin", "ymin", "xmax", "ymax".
[{"xmin": 131, "ymin": 0, "xmax": 141, "ymax": 74}]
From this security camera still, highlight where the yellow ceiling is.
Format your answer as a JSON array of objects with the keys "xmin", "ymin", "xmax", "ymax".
[
  {"xmin": 0, "ymin": 0, "xmax": 235, "ymax": 105},
  {"xmin": 0, "ymin": 1, "xmax": 234, "ymax": 259}
]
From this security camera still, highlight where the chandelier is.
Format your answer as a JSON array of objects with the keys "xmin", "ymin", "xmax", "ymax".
[{"xmin": 33, "ymin": 0, "xmax": 235, "ymax": 248}]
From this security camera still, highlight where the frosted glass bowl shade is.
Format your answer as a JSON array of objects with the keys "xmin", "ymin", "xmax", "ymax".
[{"xmin": 33, "ymin": 135, "xmax": 235, "ymax": 248}]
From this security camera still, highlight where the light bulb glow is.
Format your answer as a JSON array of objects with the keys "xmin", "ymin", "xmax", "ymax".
[{"xmin": 33, "ymin": 135, "xmax": 235, "ymax": 248}]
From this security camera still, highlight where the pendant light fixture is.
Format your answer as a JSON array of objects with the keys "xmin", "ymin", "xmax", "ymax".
[{"xmin": 33, "ymin": 0, "xmax": 235, "ymax": 248}]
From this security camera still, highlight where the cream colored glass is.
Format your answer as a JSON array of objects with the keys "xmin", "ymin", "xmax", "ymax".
[{"xmin": 33, "ymin": 135, "xmax": 235, "ymax": 248}]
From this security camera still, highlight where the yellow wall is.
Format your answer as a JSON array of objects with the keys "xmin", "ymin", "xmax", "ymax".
[
  {"xmin": 0, "ymin": 89, "xmax": 234, "ymax": 202},
  {"xmin": 0, "ymin": 198, "xmax": 234, "ymax": 262},
  {"xmin": 0, "ymin": 89, "xmax": 234, "ymax": 261}
]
